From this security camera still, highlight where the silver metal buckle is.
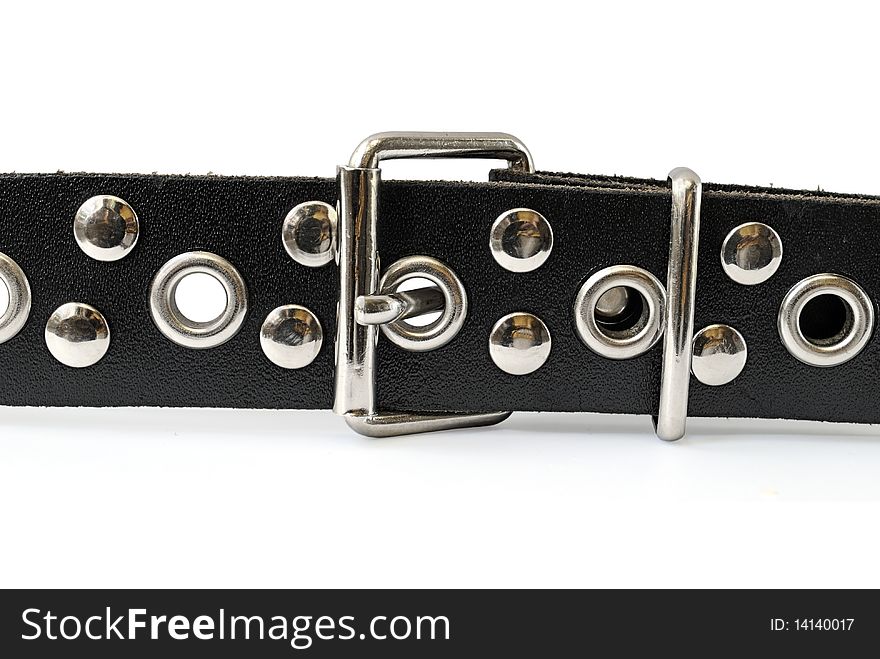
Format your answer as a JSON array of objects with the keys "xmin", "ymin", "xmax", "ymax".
[{"xmin": 333, "ymin": 132, "xmax": 533, "ymax": 437}]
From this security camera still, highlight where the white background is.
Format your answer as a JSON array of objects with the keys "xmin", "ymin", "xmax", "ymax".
[{"xmin": 2, "ymin": 1, "xmax": 880, "ymax": 588}]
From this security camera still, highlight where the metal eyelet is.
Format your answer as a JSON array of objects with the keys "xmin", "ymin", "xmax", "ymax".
[
  {"xmin": 149, "ymin": 251, "xmax": 248, "ymax": 349},
  {"xmin": 377, "ymin": 255, "xmax": 467, "ymax": 352},
  {"xmin": 778, "ymin": 273, "xmax": 874, "ymax": 367},
  {"xmin": 0, "ymin": 252, "xmax": 31, "ymax": 344},
  {"xmin": 573, "ymin": 264, "xmax": 667, "ymax": 359}
]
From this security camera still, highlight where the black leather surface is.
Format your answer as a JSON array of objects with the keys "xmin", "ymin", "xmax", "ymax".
[
  {"xmin": 0, "ymin": 174, "xmax": 338, "ymax": 410},
  {"xmin": 2, "ymin": 169, "xmax": 880, "ymax": 423}
]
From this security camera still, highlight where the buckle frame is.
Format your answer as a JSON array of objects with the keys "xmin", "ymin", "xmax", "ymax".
[{"xmin": 333, "ymin": 132, "xmax": 533, "ymax": 437}]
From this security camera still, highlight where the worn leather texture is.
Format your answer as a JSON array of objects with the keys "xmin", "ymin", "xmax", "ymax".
[{"xmin": 2, "ymin": 169, "xmax": 880, "ymax": 423}]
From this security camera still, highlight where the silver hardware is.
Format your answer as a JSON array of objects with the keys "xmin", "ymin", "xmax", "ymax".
[
  {"xmin": 595, "ymin": 286, "xmax": 630, "ymax": 318},
  {"xmin": 573, "ymin": 265, "xmax": 667, "ymax": 359},
  {"xmin": 778, "ymin": 273, "xmax": 874, "ymax": 367},
  {"xmin": 149, "ymin": 251, "xmax": 248, "ymax": 349},
  {"xmin": 0, "ymin": 252, "xmax": 31, "ymax": 344},
  {"xmin": 691, "ymin": 324, "xmax": 747, "ymax": 386},
  {"xmin": 721, "ymin": 222, "xmax": 782, "ymax": 285},
  {"xmin": 45, "ymin": 302, "xmax": 110, "ymax": 367},
  {"xmin": 349, "ymin": 132, "xmax": 533, "ymax": 171},
  {"xmin": 656, "ymin": 167, "xmax": 702, "ymax": 442},
  {"xmin": 362, "ymin": 256, "xmax": 467, "ymax": 352},
  {"xmin": 335, "ymin": 132, "xmax": 531, "ymax": 437},
  {"xmin": 260, "ymin": 304, "xmax": 323, "ymax": 369},
  {"xmin": 489, "ymin": 312, "xmax": 552, "ymax": 375},
  {"xmin": 281, "ymin": 201, "xmax": 337, "ymax": 268},
  {"xmin": 355, "ymin": 287, "xmax": 445, "ymax": 326},
  {"xmin": 333, "ymin": 410, "xmax": 512, "ymax": 439},
  {"xmin": 73, "ymin": 195, "xmax": 139, "ymax": 261},
  {"xmin": 489, "ymin": 208, "xmax": 553, "ymax": 272}
]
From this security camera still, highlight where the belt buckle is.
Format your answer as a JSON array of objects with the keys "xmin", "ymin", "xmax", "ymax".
[
  {"xmin": 333, "ymin": 132, "xmax": 532, "ymax": 437},
  {"xmin": 332, "ymin": 132, "xmax": 703, "ymax": 441}
]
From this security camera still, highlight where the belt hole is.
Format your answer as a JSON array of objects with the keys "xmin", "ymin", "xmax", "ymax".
[
  {"xmin": 593, "ymin": 285, "xmax": 656, "ymax": 342},
  {"xmin": 594, "ymin": 285, "xmax": 646, "ymax": 338},
  {"xmin": 392, "ymin": 276, "xmax": 444, "ymax": 328},
  {"xmin": 172, "ymin": 272, "xmax": 228, "ymax": 324},
  {"xmin": 798, "ymin": 293, "xmax": 852, "ymax": 347}
]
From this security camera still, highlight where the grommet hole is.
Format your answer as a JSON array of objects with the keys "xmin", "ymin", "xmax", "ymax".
[
  {"xmin": 0, "ymin": 279, "xmax": 9, "ymax": 316},
  {"xmin": 798, "ymin": 293, "xmax": 853, "ymax": 346},
  {"xmin": 393, "ymin": 276, "xmax": 444, "ymax": 328},
  {"xmin": 594, "ymin": 286, "xmax": 648, "ymax": 340},
  {"xmin": 173, "ymin": 272, "xmax": 228, "ymax": 324}
]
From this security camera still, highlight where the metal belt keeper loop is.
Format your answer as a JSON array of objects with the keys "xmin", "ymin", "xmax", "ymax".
[
  {"xmin": 655, "ymin": 167, "xmax": 702, "ymax": 441},
  {"xmin": 334, "ymin": 132, "xmax": 533, "ymax": 437}
]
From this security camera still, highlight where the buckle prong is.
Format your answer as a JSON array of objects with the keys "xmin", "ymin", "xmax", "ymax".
[{"xmin": 355, "ymin": 288, "xmax": 445, "ymax": 326}]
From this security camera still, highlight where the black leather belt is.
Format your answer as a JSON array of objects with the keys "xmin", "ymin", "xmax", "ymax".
[{"xmin": 1, "ymin": 132, "xmax": 878, "ymax": 439}]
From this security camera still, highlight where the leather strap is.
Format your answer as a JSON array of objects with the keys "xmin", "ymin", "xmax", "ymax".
[{"xmin": 1, "ymin": 170, "xmax": 879, "ymax": 423}]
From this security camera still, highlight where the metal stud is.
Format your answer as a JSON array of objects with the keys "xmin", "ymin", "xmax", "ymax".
[
  {"xmin": 721, "ymin": 222, "xmax": 782, "ymax": 285},
  {"xmin": 260, "ymin": 304, "xmax": 323, "ymax": 369},
  {"xmin": 0, "ymin": 252, "xmax": 31, "ymax": 344},
  {"xmin": 282, "ymin": 201, "xmax": 337, "ymax": 267},
  {"xmin": 489, "ymin": 312, "xmax": 552, "ymax": 375},
  {"xmin": 45, "ymin": 302, "xmax": 110, "ymax": 367},
  {"xmin": 691, "ymin": 324, "xmax": 747, "ymax": 386},
  {"xmin": 490, "ymin": 208, "xmax": 553, "ymax": 272},
  {"xmin": 73, "ymin": 195, "xmax": 139, "ymax": 261}
]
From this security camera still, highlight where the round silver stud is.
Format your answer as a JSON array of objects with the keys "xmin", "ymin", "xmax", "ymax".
[
  {"xmin": 73, "ymin": 195, "xmax": 139, "ymax": 261},
  {"xmin": 489, "ymin": 312, "xmax": 551, "ymax": 375},
  {"xmin": 260, "ymin": 304, "xmax": 323, "ymax": 369},
  {"xmin": 691, "ymin": 324, "xmax": 748, "ymax": 386},
  {"xmin": 489, "ymin": 208, "xmax": 553, "ymax": 272},
  {"xmin": 282, "ymin": 201, "xmax": 337, "ymax": 267},
  {"xmin": 721, "ymin": 222, "xmax": 782, "ymax": 285},
  {"xmin": 45, "ymin": 302, "xmax": 110, "ymax": 368},
  {"xmin": 573, "ymin": 265, "xmax": 667, "ymax": 359},
  {"xmin": 0, "ymin": 252, "xmax": 31, "ymax": 344},
  {"xmin": 149, "ymin": 251, "xmax": 248, "ymax": 349},
  {"xmin": 778, "ymin": 273, "xmax": 874, "ymax": 367},
  {"xmin": 378, "ymin": 255, "xmax": 467, "ymax": 352}
]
